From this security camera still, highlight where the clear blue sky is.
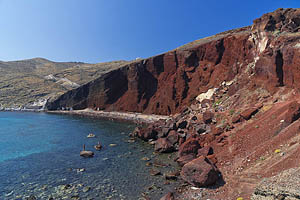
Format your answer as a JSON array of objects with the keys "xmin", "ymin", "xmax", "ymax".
[{"xmin": 0, "ymin": 0, "xmax": 299, "ymax": 63}]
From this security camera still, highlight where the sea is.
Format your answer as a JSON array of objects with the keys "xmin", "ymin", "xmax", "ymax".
[{"xmin": 0, "ymin": 112, "xmax": 176, "ymax": 200}]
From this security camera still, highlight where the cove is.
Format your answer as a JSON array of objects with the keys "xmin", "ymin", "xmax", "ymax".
[{"xmin": 0, "ymin": 112, "xmax": 173, "ymax": 199}]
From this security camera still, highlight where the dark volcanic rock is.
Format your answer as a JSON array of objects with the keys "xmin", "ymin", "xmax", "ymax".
[
  {"xmin": 138, "ymin": 125, "xmax": 158, "ymax": 141},
  {"xmin": 180, "ymin": 156, "xmax": 219, "ymax": 187},
  {"xmin": 177, "ymin": 120, "xmax": 188, "ymax": 129}
]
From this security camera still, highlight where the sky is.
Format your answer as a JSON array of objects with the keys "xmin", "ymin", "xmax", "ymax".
[{"xmin": 0, "ymin": 0, "xmax": 299, "ymax": 63}]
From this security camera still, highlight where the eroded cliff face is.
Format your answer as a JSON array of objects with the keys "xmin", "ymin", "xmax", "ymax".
[
  {"xmin": 46, "ymin": 8, "xmax": 300, "ymax": 116},
  {"xmin": 46, "ymin": 28, "xmax": 254, "ymax": 114}
]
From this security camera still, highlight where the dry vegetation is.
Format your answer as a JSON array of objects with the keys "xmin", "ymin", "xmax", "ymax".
[{"xmin": 0, "ymin": 58, "xmax": 128, "ymax": 108}]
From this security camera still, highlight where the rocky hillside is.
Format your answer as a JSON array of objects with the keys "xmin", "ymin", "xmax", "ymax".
[
  {"xmin": 46, "ymin": 8, "xmax": 300, "ymax": 199},
  {"xmin": 47, "ymin": 8, "xmax": 300, "ymax": 115},
  {"xmin": 0, "ymin": 58, "xmax": 128, "ymax": 109}
]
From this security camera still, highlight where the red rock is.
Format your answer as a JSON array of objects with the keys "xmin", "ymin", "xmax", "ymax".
[
  {"xmin": 284, "ymin": 101, "xmax": 300, "ymax": 124},
  {"xmin": 211, "ymin": 126, "xmax": 224, "ymax": 136},
  {"xmin": 203, "ymin": 111, "xmax": 214, "ymax": 124},
  {"xmin": 178, "ymin": 137, "xmax": 185, "ymax": 146},
  {"xmin": 178, "ymin": 137, "xmax": 202, "ymax": 157},
  {"xmin": 154, "ymin": 138, "xmax": 174, "ymax": 153},
  {"xmin": 203, "ymin": 133, "xmax": 216, "ymax": 145},
  {"xmin": 166, "ymin": 130, "xmax": 179, "ymax": 145},
  {"xmin": 47, "ymin": 9, "xmax": 300, "ymax": 118},
  {"xmin": 240, "ymin": 107, "xmax": 259, "ymax": 120},
  {"xmin": 232, "ymin": 114, "xmax": 242, "ymax": 123},
  {"xmin": 47, "ymin": 23, "xmax": 254, "ymax": 115},
  {"xmin": 207, "ymin": 154, "xmax": 218, "ymax": 165},
  {"xmin": 180, "ymin": 156, "xmax": 219, "ymax": 187},
  {"xmin": 160, "ymin": 192, "xmax": 175, "ymax": 200},
  {"xmin": 176, "ymin": 154, "xmax": 195, "ymax": 167},
  {"xmin": 197, "ymin": 146, "xmax": 214, "ymax": 157}
]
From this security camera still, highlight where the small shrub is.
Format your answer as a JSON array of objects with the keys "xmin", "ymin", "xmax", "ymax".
[{"xmin": 274, "ymin": 149, "xmax": 281, "ymax": 154}]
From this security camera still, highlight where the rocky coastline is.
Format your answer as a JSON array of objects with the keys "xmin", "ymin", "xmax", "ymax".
[
  {"xmin": 4, "ymin": 8, "xmax": 300, "ymax": 199},
  {"xmin": 44, "ymin": 8, "xmax": 300, "ymax": 199}
]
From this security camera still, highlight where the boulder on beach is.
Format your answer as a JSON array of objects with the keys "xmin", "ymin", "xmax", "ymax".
[
  {"xmin": 180, "ymin": 156, "xmax": 219, "ymax": 187},
  {"xmin": 154, "ymin": 138, "xmax": 174, "ymax": 153}
]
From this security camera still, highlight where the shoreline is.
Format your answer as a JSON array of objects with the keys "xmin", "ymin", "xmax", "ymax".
[{"xmin": 46, "ymin": 108, "xmax": 171, "ymax": 124}]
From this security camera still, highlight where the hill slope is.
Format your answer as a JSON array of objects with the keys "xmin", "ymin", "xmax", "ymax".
[{"xmin": 0, "ymin": 58, "xmax": 128, "ymax": 109}]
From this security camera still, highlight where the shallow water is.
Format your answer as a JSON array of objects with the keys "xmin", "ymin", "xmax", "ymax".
[{"xmin": 0, "ymin": 112, "xmax": 176, "ymax": 199}]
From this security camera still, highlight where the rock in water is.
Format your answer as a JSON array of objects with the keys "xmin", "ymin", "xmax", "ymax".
[
  {"xmin": 180, "ymin": 156, "xmax": 219, "ymax": 187},
  {"xmin": 80, "ymin": 144, "xmax": 94, "ymax": 158},
  {"xmin": 94, "ymin": 142, "xmax": 102, "ymax": 150},
  {"xmin": 80, "ymin": 150, "xmax": 94, "ymax": 158}
]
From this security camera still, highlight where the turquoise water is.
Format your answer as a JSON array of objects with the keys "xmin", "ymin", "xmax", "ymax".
[{"xmin": 0, "ymin": 112, "xmax": 175, "ymax": 199}]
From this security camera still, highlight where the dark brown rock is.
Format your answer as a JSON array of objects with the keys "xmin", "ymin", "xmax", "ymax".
[
  {"xmin": 138, "ymin": 125, "xmax": 158, "ymax": 141},
  {"xmin": 284, "ymin": 101, "xmax": 300, "ymax": 124},
  {"xmin": 150, "ymin": 169, "xmax": 161, "ymax": 176},
  {"xmin": 155, "ymin": 138, "xmax": 174, "ymax": 153},
  {"xmin": 130, "ymin": 126, "xmax": 141, "ymax": 137},
  {"xmin": 164, "ymin": 171, "xmax": 179, "ymax": 180},
  {"xmin": 180, "ymin": 156, "xmax": 219, "ymax": 187},
  {"xmin": 177, "ymin": 120, "xmax": 188, "ymax": 129},
  {"xmin": 195, "ymin": 123, "xmax": 208, "ymax": 134}
]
